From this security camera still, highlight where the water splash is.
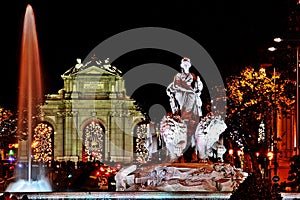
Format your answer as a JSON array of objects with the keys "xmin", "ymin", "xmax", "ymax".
[{"xmin": 5, "ymin": 177, "xmax": 52, "ymax": 192}]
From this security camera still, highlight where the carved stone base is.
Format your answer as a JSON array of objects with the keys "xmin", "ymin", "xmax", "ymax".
[{"xmin": 115, "ymin": 162, "xmax": 248, "ymax": 192}]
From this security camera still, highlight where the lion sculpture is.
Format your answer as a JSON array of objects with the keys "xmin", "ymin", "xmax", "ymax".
[
  {"xmin": 160, "ymin": 115, "xmax": 187, "ymax": 161},
  {"xmin": 193, "ymin": 114, "xmax": 227, "ymax": 161}
]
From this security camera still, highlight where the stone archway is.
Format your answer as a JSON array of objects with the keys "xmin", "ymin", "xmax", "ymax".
[
  {"xmin": 133, "ymin": 121, "xmax": 149, "ymax": 163},
  {"xmin": 82, "ymin": 120, "xmax": 105, "ymax": 162},
  {"xmin": 32, "ymin": 122, "xmax": 54, "ymax": 162}
]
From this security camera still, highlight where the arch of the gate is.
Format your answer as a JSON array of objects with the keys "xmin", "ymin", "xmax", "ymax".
[
  {"xmin": 81, "ymin": 119, "xmax": 106, "ymax": 162},
  {"xmin": 32, "ymin": 121, "xmax": 55, "ymax": 163},
  {"xmin": 133, "ymin": 120, "xmax": 149, "ymax": 163},
  {"xmin": 130, "ymin": 117, "xmax": 145, "ymax": 133},
  {"xmin": 39, "ymin": 116, "xmax": 57, "ymax": 132}
]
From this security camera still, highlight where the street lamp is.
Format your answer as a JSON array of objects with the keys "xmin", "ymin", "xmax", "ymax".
[
  {"xmin": 267, "ymin": 151, "xmax": 274, "ymax": 179},
  {"xmin": 268, "ymin": 47, "xmax": 277, "ymax": 52},
  {"xmin": 267, "ymin": 151, "xmax": 274, "ymax": 160},
  {"xmin": 229, "ymin": 149, "xmax": 234, "ymax": 155},
  {"xmin": 270, "ymin": 37, "xmax": 300, "ymax": 156},
  {"xmin": 274, "ymin": 38, "xmax": 283, "ymax": 43}
]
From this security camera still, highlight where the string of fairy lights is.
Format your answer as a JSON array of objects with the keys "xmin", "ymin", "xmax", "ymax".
[
  {"xmin": 83, "ymin": 121, "xmax": 104, "ymax": 161},
  {"xmin": 258, "ymin": 120, "xmax": 266, "ymax": 144},
  {"xmin": 227, "ymin": 67, "xmax": 294, "ymax": 115},
  {"xmin": 225, "ymin": 66, "xmax": 295, "ymax": 151},
  {"xmin": 31, "ymin": 121, "xmax": 106, "ymax": 163},
  {"xmin": 134, "ymin": 123, "xmax": 149, "ymax": 163},
  {"xmin": 32, "ymin": 123, "xmax": 53, "ymax": 162}
]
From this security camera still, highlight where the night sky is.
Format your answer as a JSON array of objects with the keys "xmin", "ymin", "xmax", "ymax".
[{"xmin": 0, "ymin": 0, "xmax": 293, "ymax": 115}]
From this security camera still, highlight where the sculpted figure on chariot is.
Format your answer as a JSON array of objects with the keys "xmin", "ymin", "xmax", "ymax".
[
  {"xmin": 166, "ymin": 57, "xmax": 203, "ymax": 135},
  {"xmin": 162, "ymin": 57, "xmax": 227, "ymax": 162}
]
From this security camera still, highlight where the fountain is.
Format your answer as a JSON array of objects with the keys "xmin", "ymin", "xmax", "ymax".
[
  {"xmin": 115, "ymin": 57, "xmax": 248, "ymax": 192},
  {"xmin": 5, "ymin": 4, "xmax": 51, "ymax": 192}
]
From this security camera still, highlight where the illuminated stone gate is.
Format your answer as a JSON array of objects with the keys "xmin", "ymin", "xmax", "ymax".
[{"xmin": 38, "ymin": 57, "xmax": 145, "ymax": 163}]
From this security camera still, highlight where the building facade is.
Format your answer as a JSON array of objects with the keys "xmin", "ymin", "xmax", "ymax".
[{"xmin": 25, "ymin": 58, "xmax": 145, "ymax": 164}]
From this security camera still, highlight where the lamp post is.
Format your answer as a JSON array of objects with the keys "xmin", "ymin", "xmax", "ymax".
[
  {"xmin": 297, "ymin": 45, "xmax": 299, "ymax": 155},
  {"xmin": 267, "ymin": 151, "xmax": 274, "ymax": 179},
  {"xmin": 258, "ymin": 54, "xmax": 279, "ymax": 175},
  {"xmin": 296, "ymin": 45, "xmax": 299, "ymax": 155},
  {"xmin": 269, "ymin": 38, "xmax": 300, "ymax": 156}
]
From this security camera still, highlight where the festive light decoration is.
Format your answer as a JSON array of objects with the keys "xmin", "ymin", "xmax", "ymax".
[
  {"xmin": 227, "ymin": 67, "xmax": 295, "ymax": 118},
  {"xmin": 0, "ymin": 106, "xmax": 17, "ymax": 149},
  {"xmin": 0, "ymin": 107, "xmax": 14, "ymax": 121},
  {"xmin": 267, "ymin": 151, "xmax": 274, "ymax": 160},
  {"xmin": 134, "ymin": 122, "xmax": 149, "ymax": 163},
  {"xmin": 32, "ymin": 123, "xmax": 53, "ymax": 162},
  {"xmin": 83, "ymin": 121, "xmax": 104, "ymax": 161},
  {"xmin": 225, "ymin": 66, "xmax": 295, "ymax": 152},
  {"xmin": 258, "ymin": 120, "xmax": 266, "ymax": 143},
  {"xmin": 0, "ymin": 108, "xmax": 17, "ymax": 137}
]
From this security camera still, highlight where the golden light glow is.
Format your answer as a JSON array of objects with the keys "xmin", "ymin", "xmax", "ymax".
[
  {"xmin": 267, "ymin": 151, "xmax": 274, "ymax": 160},
  {"xmin": 134, "ymin": 123, "xmax": 149, "ymax": 163},
  {"xmin": 83, "ymin": 121, "xmax": 104, "ymax": 161},
  {"xmin": 32, "ymin": 122, "xmax": 53, "ymax": 162},
  {"xmin": 237, "ymin": 150, "xmax": 243, "ymax": 156},
  {"xmin": 226, "ymin": 66, "xmax": 295, "ymax": 120},
  {"xmin": 274, "ymin": 38, "xmax": 282, "ymax": 42},
  {"xmin": 268, "ymin": 47, "xmax": 277, "ymax": 51},
  {"xmin": 31, "ymin": 141, "xmax": 39, "ymax": 148}
]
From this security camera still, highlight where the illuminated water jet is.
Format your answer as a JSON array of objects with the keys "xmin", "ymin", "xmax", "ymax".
[{"xmin": 6, "ymin": 4, "xmax": 51, "ymax": 192}]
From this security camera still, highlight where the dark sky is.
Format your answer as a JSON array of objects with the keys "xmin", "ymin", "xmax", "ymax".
[{"xmin": 0, "ymin": 0, "xmax": 293, "ymax": 113}]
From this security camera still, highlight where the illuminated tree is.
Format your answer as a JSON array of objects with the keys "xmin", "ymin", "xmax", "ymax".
[
  {"xmin": 32, "ymin": 122, "xmax": 54, "ymax": 162},
  {"xmin": 225, "ymin": 66, "xmax": 295, "ymax": 158},
  {"xmin": 0, "ymin": 106, "xmax": 17, "ymax": 154}
]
